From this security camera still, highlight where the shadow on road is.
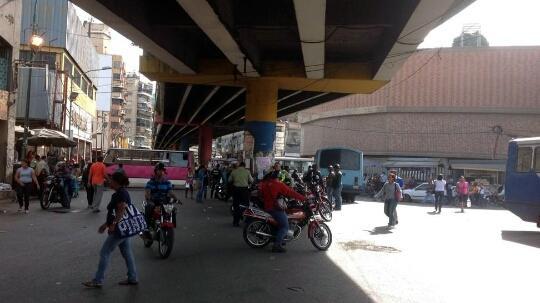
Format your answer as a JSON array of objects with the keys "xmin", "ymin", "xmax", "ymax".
[
  {"xmin": 501, "ymin": 230, "xmax": 540, "ymax": 249},
  {"xmin": 365, "ymin": 225, "xmax": 393, "ymax": 235}
]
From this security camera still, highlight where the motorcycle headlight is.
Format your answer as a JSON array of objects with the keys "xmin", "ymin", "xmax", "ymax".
[{"xmin": 163, "ymin": 204, "xmax": 175, "ymax": 214}]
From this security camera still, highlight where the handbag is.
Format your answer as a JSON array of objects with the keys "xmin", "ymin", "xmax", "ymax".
[
  {"xmin": 394, "ymin": 183, "xmax": 402, "ymax": 202},
  {"xmin": 114, "ymin": 203, "xmax": 148, "ymax": 238}
]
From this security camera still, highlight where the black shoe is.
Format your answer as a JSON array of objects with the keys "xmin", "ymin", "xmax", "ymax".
[
  {"xmin": 82, "ymin": 280, "xmax": 102, "ymax": 289},
  {"xmin": 233, "ymin": 222, "xmax": 240, "ymax": 227},
  {"xmin": 272, "ymin": 246, "xmax": 287, "ymax": 253},
  {"xmin": 118, "ymin": 279, "xmax": 138, "ymax": 286}
]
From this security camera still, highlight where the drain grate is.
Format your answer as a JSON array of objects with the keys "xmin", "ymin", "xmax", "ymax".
[{"xmin": 340, "ymin": 240, "xmax": 400, "ymax": 253}]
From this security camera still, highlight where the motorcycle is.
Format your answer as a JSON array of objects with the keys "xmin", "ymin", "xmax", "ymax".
[
  {"xmin": 141, "ymin": 198, "xmax": 180, "ymax": 259},
  {"xmin": 214, "ymin": 183, "xmax": 229, "ymax": 201},
  {"xmin": 242, "ymin": 197, "xmax": 333, "ymax": 251},
  {"xmin": 296, "ymin": 183, "xmax": 333, "ymax": 222},
  {"xmin": 40, "ymin": 175, "xmax": 71, "ymax": 209}
]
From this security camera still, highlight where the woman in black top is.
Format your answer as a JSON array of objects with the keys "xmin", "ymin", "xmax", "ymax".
[
  {"xmin": 83, "ymin": 172, "xmax": 138, "ymax": 288},
  {"xmin": 82, "ymin": 161, "xmax": 94, "ymax": 209}
]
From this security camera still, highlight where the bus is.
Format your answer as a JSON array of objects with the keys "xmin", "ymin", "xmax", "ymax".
[
  {"xmin": 275, "ymin": 156, "xmax": 314, "ymax": 174},
  {"xmin": 315, "ymin": 147, "xmax": 364, "ymax": 202},
  {"xmin": 505, "ymin": 137, "xmax": 540, "ymax": 226},
  {"xmin": 104, "ymin": 148, "xmax": 194, "ymax": 187}
]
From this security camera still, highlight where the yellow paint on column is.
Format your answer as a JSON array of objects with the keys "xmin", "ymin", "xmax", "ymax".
[{"xmin": 245, "ymin": 79, "xmax": 278, "ymax": 123}]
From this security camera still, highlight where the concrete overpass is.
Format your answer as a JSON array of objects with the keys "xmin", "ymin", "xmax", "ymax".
[{"xmin": 72, "ymin": 0, "xmax": 473, "ymax": 164}]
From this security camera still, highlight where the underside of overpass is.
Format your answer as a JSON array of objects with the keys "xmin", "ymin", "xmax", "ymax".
[{"xmin": 73, "ymin": 0, "xmax": 474, "ymax": 163}]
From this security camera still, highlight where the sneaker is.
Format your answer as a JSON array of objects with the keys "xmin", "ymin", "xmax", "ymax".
[
  {"xmin": 18, "ymin": 208, "xmax": 23, "ymax": 212},
  {"xmin": 82, "ymin": 280, "xmax": 102, "ymax": 289},
  {"xmin": 118, "ymin": 279, "xmax": 138, "ymax": 286},
  {"xmin": 24, "ymin": 210, "xmax": 29, "ymax": 214}
]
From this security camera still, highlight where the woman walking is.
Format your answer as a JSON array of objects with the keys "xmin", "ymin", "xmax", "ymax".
[
  {"xmin": 433, "ymin": 174, "xmax": 446, "ymax": 213},
  {"xmin": 83, "ymin": 172, "xmax": 138, "ymax": 288},
  {"xmin": 374, "ymin": 173, "xmax": 402, "ymax": 228},
  {"xmin": 456, "ymin": 176, "xmax": 469, "ymax": 213},
  {"xmin": 185, "ymin": 167, "xmax": 194, "ymax": 199},
  {"xmin": 14, "ymin": 159, "xmax": 40, "ymax": 214},
  {"xmin": 82, "ymin": 160, "xmax": 94, "ymax": 209}
]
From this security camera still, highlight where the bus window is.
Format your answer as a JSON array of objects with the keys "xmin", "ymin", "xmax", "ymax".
[
  {"xmin": 320, "ymin": 149, "xmax": 360, "ymax": 170},
  {"xmin": 516, "ymin": 146, "xmax": 533, "ymax": 172},
  {"xmin": 534, "ymin": 148, "xmax": 540, "ymax": 172},
  {"xmin": 169, "ymin": 152, "xmax": 188, "ymax": 167}
]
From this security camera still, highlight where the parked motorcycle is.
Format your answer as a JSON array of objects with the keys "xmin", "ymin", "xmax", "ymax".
[
  {"xmin": 214, "ymin": 183, "xmax": 229, "ymax": 201},
  {"xmin": 242, "ymin": 197, "xmax": 333, "ymax": 251},
  {"xmin": 40, "ymin": 175, "xmax": 71, "ymax": 209},
  {"xmin": 296, "ymin": 183, "xmax": 333, "ymax": 222},
  {"xmin": 141, "ymin": 198, "xmax": 180, "ymax": 259}
]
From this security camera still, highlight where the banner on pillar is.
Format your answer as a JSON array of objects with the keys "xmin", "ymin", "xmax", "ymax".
[{"xmin": 255, "ymin": 156, "xmax": 272, "ymax": 179}]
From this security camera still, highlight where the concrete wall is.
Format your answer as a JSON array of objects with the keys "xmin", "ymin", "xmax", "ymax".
[
  {"xmin": 301, "ymin": 112, "xmax": 540, "ymax": 159},
  {"xmin": 0, "ymin": 0, "xmax": 22, "ymax": 182}
]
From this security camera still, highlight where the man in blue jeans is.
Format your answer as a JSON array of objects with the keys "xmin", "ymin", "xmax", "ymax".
[{"xmin": 332, "ymin": 164, "xmax": 343, "ymax": 210}]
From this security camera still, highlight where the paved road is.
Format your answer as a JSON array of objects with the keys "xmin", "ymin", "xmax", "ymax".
[{"xmin": 0, "ymin": 191, "xmax": 538, "ymax": 303}]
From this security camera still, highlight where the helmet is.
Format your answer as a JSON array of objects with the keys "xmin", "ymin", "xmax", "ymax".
[
  {"xmin": 154, "ymin": 162, "xmax": 166, "ymax": 172},
  {"xmin": 334, "ymin": 164, "xmax": 341, "ymax": 169}
]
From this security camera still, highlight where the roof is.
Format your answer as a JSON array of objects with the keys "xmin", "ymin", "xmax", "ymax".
[{"xmin": 302, "ymin": 46, "xmax": 540, "ymax": 116}]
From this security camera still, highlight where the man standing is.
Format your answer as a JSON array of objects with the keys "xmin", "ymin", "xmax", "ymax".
[
  {"xmin": 326, "ymin": 165, "xmax": 335, "ymax": 205},
  {"xmin": 210, "ymin": 164, "xmax": 222, "ymax": 199},
  {"xmin": 35, "ymin": 155, "xmax": 50, "ymax": 201},
  {"xmin": 228, "ymin": 162, "xmax": 253, "ymax": 227},
  {"xmin": 88, "ymin": 156, "xmax": 107, "ymax": 212},
  {"xmin": 332, "ymin": 164, "xmax": 343, "ymax": 210}
]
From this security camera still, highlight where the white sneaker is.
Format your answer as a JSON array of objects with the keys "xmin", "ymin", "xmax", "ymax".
[
  {"xmin": 18, "ymin": 207, "xmax": 23, "ymax": 212},
  {"xmin": 24, "ymin": 210, "xmax": 29, "ymax": 214}
]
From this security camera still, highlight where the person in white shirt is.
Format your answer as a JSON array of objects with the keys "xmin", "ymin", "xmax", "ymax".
[{"xmin": 433, "ymin": 174, "xmax": 446, "ymax": 213}]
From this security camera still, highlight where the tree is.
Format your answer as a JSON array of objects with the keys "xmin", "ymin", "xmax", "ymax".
[{"xmin": 452, "ymin": 31, "xmax": 489, "ymax": 48}]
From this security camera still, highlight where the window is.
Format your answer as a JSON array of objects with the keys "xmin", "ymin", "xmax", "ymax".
[
  {"xmin": 516, "ymin": 146, "xmax": 533, "ymax": 172},
  {"xmin": 88, "ymin": 87, "xmax": 94, "ymax": 100},
  {"xmin": 0, "ymin": 42, "xmax": 10, "ymax": 90},
  {"xmin": 73, "ymin": 68, "xmax": 82, "ymax": 86},
  {"xmin": 63, "ymin": 57, "xmax": 73, "ymax": 76},
  {"xmin": 112, "ymin": 86, "xmax": 123, "ymax": 93},
  {"xmin": 416, "ymin": 184, "xmax": 429, "ymax": 191},
  {"xmin": 112, "ymin": 61, "xmax": 122, "ymax": 69},
  {"xmin": 113, "ymin": 73, "xmax": 121, "ymax": 80},
  {"xmin": 81, "ymin": 79, "xmax": 88, "ymax": 96},
  {"xmin": 534, "ymin": 148, "xmax": 540, "ymax": 172}
]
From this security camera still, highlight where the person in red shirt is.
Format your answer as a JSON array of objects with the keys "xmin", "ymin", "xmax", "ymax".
[
  {"xmin": 259, "ymin": 171, "xmax": 305, "ymax": 253},
  {"xmin": 88, "ymin": 156, "xmax": 108, "ymax": 212}
]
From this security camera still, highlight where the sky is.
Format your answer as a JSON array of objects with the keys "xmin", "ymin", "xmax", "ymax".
[{"xmin": 76, "ymin": 0, "xmax": 540, "ymax": 72}]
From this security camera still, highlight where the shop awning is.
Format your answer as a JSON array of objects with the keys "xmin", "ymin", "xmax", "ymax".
[{"xmin": 449, "ymin": 160, "xmax": 506, "ymax": 172}]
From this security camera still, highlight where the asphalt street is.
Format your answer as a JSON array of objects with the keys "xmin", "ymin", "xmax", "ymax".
[{"xmin": 0, "ymin": 190, "xmax": 538, "ymax": 303}]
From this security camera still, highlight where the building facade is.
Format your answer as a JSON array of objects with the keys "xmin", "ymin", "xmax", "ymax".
[
  {"xmin": 125, "ymin": 73, "xmax": 154, "ymax": 149},
  {"xmin": 110, "ymin": 54, "xmax": 127, "ymax": 148},
  {"xmin": 0, "ymin": 0, "xmax": 22, "ymax": 182},
  {"xmin": 17, "ymin": 0, "xmax": 98, "ymax": 161},
  {"xmin": 298, "ymin": 47, "xmax": 540, "ymax": 185}
]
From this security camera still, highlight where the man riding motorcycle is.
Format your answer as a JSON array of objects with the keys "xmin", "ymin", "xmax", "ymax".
[
  {"xmin": 144, "ymin": 163, "xmax": 179, "ymax": 230},
  {"xmin": 259, "ymin": 171, "xmax": 305, "ymax": 253}
]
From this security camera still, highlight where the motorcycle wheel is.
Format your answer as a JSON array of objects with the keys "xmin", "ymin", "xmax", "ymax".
[
  {"xmin": 310, "ymin": 222, "xmax": 333, "ymax": 251},
  {"xmin": 40, "ymin": 191, "xmax": 52, "ymax": 209},
  {"xmin": 319, "ymin": 201, "xmax": 333, "ymax": 222},
  {"xmin": 216, "ymin": 191, "xmax": 228, "ymax": 201},
  {"xmin": 243, "ymin": 220, "xmax": 271, "ymax": 248},
  {"xmin": 158, "ymin": 228, "xmax": 174, "ymax": 259}
]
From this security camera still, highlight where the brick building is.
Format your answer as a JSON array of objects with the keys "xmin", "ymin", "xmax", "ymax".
[{"xmin": 298, "ymin": 47, "xmax": 540, "ymax": 185}]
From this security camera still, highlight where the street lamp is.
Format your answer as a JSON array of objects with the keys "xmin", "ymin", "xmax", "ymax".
[{"xmin": 30, "ymin": 34, "xmax": 44, "ymax": 48}]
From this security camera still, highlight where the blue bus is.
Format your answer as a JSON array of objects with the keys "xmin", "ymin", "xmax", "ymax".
[
  {"xmin": 505, "ymin": 137, "xmax": 540, "ymax": 226},
  {"xmin": 315, "ymin": 147, "xmax": 364, "ymax": 202}
]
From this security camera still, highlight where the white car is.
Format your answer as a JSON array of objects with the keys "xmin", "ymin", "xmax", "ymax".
[{"xmin": 402, "ymin": 183, "xmax": 456, "ymax": 202}]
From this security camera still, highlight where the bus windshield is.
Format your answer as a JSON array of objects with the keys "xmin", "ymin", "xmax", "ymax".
[{"xmin": 319, "ymin": 149, "xmax": 361, "ymax": 170}]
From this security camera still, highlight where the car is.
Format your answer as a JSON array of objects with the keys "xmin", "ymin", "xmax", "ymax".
[
  {"xmin": 402, "ymin": 183, "xmax": 431, "ymax": 202},
  {"xmin": 402, "ymin": 183, "xmax": 457, "ymax": 203}
]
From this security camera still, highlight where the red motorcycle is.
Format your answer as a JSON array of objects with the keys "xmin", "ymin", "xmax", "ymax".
[{"xmin": 242, "ymin": 197, "xmax": 333, "ymax": 251}]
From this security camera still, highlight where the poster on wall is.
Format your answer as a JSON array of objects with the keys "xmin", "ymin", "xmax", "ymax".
[{"xmin": 255, "ymin": 156, "xmax": 272, "ymax": 179}]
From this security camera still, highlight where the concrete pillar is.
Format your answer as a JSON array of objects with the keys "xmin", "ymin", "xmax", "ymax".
[
  {"xmin": 244, "ymin": 80, "xmax": 278, "ymax": 177},
  {"xmin": 198, "ymin": 125, "xmax": 212, "ymax": 167}
]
